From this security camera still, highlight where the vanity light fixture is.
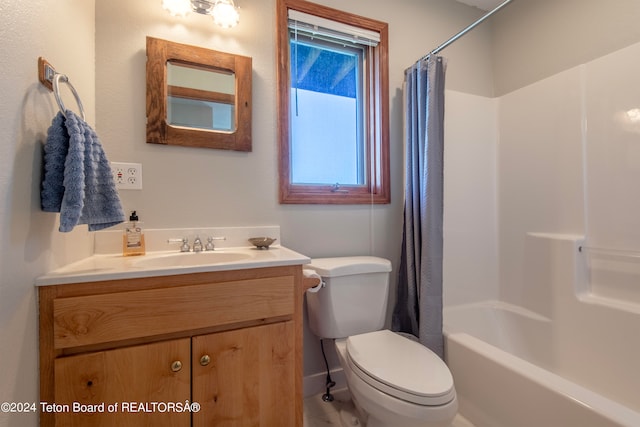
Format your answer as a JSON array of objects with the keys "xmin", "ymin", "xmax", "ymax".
[
  {"xmin": 626, "ymin": 108, "xmax": 640, "ymax": 123},
  {"xmin": 210, "ymin": 0, "xmax": 240, "ymax": 28},
  {"xmin": 162, "ymin": 0, "xmax": 192, "ymax": 17},
  {"xmin": 162, "ymin": 0, "xmax": 240, "ymax": 28}
]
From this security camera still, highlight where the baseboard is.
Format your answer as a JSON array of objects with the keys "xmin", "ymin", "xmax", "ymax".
[{"xmin": 303, "ymin": 367, "xmax": 346, "ymax": 398}]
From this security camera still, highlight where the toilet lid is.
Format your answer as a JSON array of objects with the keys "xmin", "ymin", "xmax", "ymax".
[{"xmin": 346, "ymin": 330, "xmax": 456, "ymax": 406}]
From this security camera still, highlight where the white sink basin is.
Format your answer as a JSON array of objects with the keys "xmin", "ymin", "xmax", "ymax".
[{"xmin": 134, "ymin": 251, "xmax": 253, "ymax": 269}]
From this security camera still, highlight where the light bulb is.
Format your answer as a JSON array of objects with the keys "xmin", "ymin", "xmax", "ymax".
[
  {"xmin": 212, "ymin": 1, "xmax": 240, "ymax": 28},
  {"xmin": 627, "ymin": 108, "xmax": 640, "ymax": 123},
  {"xmin": 162, "ymin": 0, "xmax": 191, "ymax": 17}
]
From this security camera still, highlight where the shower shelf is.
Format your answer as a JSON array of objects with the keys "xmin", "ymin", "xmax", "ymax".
[{"xmin": 579, "ymin": 245, "xmax": 640, "ymax": 259}]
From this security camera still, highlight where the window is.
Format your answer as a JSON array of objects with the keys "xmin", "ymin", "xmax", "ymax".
[{"xmin": 276, "ymin": 0, "xmax": 390, "ymax": 204}]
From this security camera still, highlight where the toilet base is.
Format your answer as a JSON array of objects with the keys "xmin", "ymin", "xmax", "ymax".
[
  {"xmin": 338, "ymin": 404, "xmax": 455, "ymax": 427},
  {"xmin": 335, "ymin": 338, "xmax": 458, "ymax": 427},
  {"xmin": 339, "ymin": 407, "xmax": 363, "ymax": 427}
]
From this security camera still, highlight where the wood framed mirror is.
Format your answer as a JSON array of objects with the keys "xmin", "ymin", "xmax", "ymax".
[{"xmin": 146, "ymin": 37, "xmax": 252, "ymax": 151}]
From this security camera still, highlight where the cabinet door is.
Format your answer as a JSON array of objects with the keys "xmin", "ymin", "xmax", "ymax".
[
  {"xmin": 192, "ymin": 322, "xmax": 295, "ymax": 427},
  {"xmin": 54, "ymin": 338, "xmax": 191, "ymax": 427}
]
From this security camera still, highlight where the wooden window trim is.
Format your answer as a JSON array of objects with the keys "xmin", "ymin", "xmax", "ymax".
[{"xmin": 276, "ymin": 0, "xmax": 390, "ymax": 204}]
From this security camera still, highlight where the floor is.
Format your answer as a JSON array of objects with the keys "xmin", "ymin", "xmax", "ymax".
[{"xmin": 303, "ymin": 389, "xmax": 476, "ymax": 427}]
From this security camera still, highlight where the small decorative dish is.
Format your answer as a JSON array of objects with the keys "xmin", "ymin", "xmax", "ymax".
[{"xmin": 248, "ymin": 237, "xmax": 277, "ymax": 250}]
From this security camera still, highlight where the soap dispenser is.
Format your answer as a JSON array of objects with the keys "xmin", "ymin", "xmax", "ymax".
[{"xmin": 122, "ymin": 211, "xmax": 146, "ymax": 256}]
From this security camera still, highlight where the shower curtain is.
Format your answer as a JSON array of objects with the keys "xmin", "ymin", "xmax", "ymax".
[{"xmin": 392, "ymin": 55, "xmax": 447, "ymax": 358}]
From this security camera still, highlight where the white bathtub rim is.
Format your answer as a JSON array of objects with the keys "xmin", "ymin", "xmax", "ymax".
[{"xmin": 445, "ymin": 331, "xmax": 640, "ymax": 427}]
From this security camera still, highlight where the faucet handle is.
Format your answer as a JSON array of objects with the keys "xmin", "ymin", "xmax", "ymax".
[
  {"xmin": 205, "ymin": 236, "xmax": 226, "ymax": 251},
  {"xmin": 192, "ymin": 236, "xmax": 204, "ymax": 252},
  {"xmin": 168, "ymin": 238, "xmax": 190, "ymax": 252}
]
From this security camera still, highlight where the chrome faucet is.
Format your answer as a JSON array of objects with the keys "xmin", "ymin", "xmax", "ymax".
[
  {"xmin": 167, "ymin": 238, "xmax": 190, "ymax": 252},
  {"xmin": 205, "ymin": 236, "xmax": 226, "ymax": 251},
  {"xmin": 168, "ymin": 235, "xmax": 225, "ymax": 252},
  {"xmin": 192, "ymin": 236, "xmax": 204, "ymax": 252}
]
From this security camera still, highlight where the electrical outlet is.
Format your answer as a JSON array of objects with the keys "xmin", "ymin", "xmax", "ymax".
[{"xmin": 111, "ymin": 162, "xmax": 143, "ymax": 190}]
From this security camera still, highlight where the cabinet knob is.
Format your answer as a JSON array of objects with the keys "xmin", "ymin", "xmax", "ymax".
[
  {"xmin": 200, "ymin": 355, "xmax": 211, "ymax": 366},
  {"xmin": 171, "ymin": 360, "xmax": 183, "ymax": 372}
]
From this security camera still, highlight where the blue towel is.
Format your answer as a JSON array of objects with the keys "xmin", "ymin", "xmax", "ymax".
[{"xmin": 41, "ymin": 110, "xmax": 125, "ymax": 232}]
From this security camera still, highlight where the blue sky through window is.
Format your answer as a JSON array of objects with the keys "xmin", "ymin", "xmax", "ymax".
[
  {"xmin": 289, "ymin": 37, "xmax": 364, "ymax": 185},
  {"xmin": 290, "ymin": 41, "xmax": 358, "ymax": 98}
]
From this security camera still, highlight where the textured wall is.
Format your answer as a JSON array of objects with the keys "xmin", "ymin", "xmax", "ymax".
[{"xmin": 0, "ymin": 1, "xmax": 95, "ymax": 426}]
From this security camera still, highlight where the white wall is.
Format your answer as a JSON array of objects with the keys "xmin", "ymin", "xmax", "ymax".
[
  {"xmin": 581, "ymin": 41, "xmax": 640, "ymax": 309},
  {"xmin": 491, "ymin": 0, "xmax": 640, "ymax": 97},
  {"xmin": 497, "ymin": 67, "xmax": 586, "ymax": 312},
  {"xmin": 0, "ymin": 1, "xmax": 95, "ymax": 426},
  {"xmin": 444, "ymin": 91, "xmax": 499, "ymax": 306},
  {"xmin": 584, "ymin": 41, "xmax": 640, "ymax": 251}
]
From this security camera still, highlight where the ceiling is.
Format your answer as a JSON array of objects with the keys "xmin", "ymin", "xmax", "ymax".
[{"xmin": 454, "ymin": 0, "xmax": 504, "ymax": 11}]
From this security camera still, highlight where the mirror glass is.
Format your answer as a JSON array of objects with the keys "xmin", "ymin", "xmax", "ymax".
[
  {"xmin": 167, "ymin": 62, "xmax": 236, "ymax": 132},
  {"xmin": 146, "ymin": 37, "xmax": 252, "ymax": 151}
]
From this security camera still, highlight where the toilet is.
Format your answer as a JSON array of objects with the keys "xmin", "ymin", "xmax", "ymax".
[{"xmin": 305, "ymin": 256, "xmax": 458, "ymax": 427}]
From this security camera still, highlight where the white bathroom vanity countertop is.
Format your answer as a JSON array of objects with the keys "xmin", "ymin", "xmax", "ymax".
[{"xmin": 35, "ymin": 246, "xmax": 311, "ymax": 286}]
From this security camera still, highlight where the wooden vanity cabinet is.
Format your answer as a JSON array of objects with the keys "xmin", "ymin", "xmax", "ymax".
[
  {"xmin": 38, "ymin": 265, "xmax": 305, "ymax": 427},
  {"xmin": 53, "ymin": 338, "xmax": 191, "ymax": 426},
  {"xmin": 192, "ymin": 322, "xmax": 295, "ymax": 426}
]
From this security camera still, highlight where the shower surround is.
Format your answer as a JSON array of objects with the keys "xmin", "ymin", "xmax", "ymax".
[
  {"xmin": 442, "ymin": 39, "xmax": 640, "ymax": 426},
  {"xmin": 444, "ymin": 233, "xmax": 640, "ymax": 426}
]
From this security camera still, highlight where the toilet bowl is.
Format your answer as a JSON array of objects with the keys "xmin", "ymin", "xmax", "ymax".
[
  {"xmin": 305, "ymin": 257, "xmax": 458, "ymax": 427},
  {"xmin": 336, "ymin": 331, "xmax": 457, "ymax": 427}
]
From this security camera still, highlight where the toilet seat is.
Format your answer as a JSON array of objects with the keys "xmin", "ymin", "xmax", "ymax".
[{"xmin": 346, "ymin": 330, "xmax": 456, "ymax": 406}]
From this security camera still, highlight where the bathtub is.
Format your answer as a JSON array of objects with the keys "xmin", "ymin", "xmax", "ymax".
[{"xmin": 443, "ymin": 301, "xmax": 640, "ymax": 427}]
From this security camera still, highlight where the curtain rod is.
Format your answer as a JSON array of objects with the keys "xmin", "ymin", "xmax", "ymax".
[{"xmin": 419, "ymin": 0, "xmax": 514, "ymax": 61}]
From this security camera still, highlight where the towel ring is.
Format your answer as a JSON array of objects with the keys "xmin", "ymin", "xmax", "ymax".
[{"xmin": 52, "ymin": 73, "xmax": 85, "ymax": 120}]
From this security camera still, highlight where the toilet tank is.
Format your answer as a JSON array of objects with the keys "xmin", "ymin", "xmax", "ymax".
[{"xmin": 305, "ymin": 256, "xmax": 392, "ymax": 339}]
